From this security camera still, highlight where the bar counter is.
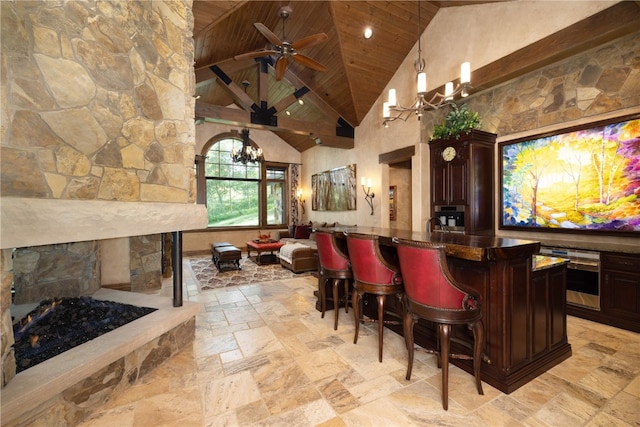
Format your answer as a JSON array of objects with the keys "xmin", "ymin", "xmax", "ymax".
[{"xmin": 322, "ymin": 226, "xmax": 572, "ymax": 394}]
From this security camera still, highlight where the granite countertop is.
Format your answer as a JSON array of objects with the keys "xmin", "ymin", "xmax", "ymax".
[
  {"xmin": 532, "ymin": 255, "xmax": 569, "ymax": 272},
  {"xmin": 324, "ymin": 226, "xmax": 541, "ymax": 262},
  {"xmin": 505, "ymin": 235, "xmax": 640, "ymax": 255}
]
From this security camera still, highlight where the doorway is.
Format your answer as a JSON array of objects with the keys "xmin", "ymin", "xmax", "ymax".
[{"xmin": 389, "ymin": 159, "xmax": 412, "ymax": 230}]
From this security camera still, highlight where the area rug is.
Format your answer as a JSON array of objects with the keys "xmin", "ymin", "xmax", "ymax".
[{"xmin": 188, "ymin": 255, "xmax": 312, "ymax": 290}]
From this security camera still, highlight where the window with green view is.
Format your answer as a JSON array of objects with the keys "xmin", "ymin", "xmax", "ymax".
[{"xmin": 204, "ymin": 137, "xmax": 287, "ymax": 228}]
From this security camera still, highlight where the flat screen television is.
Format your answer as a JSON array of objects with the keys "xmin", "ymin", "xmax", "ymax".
[{"xmin": 500, "ymin": 114, "xmax": 640, "ymax": 235}]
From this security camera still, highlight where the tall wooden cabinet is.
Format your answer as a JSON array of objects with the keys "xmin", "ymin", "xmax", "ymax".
[{"xmin": 429, "ymin": 130, "xmax": 496, "ymax": 235}]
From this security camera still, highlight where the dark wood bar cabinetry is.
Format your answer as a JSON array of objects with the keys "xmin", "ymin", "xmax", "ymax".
[
  {"xmin": 601, "ymin": 252, "xmax": 640, "ymax": 332},
  {"xmin": 429, "ymin": 130, "xmax": 496, "ymax": 235},
  {"xmin": 325, "ymin": 227, "xmax": 572, "ymax": 394},
  {"xmin": 543, "ymin": 245, "xmax": 640, "ymax": 334}
]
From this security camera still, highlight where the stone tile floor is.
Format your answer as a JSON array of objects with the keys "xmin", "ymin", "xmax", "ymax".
[{"xmin": 78, "ymin": 258, "xmax": 640, "ymax": 426}]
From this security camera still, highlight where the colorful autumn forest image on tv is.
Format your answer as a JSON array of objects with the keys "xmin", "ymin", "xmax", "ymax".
[{"xmin": 502, "ymin": 118, "xmax": 640, "ymax": 232}]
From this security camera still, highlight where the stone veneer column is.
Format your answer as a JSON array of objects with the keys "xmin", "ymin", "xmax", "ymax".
[
  {"xmin": 130, "ymin": 234, "xmax": 162, "ymax": 292},
  {"xmin": 1, "ymin": 249, "xmax": 16, "ymax": 386},
  {"xmin": 2, "ymin": 1, "xmax": 196, "ymax": 203},
  {"xmin": 1, "ymin": 0, "xmax": 197, "ymax": 388}
]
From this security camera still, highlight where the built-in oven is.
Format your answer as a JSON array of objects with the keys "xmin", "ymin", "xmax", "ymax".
[{"xmin": 539, "ymin": 247, "xmax": 600, "ymax": 310}]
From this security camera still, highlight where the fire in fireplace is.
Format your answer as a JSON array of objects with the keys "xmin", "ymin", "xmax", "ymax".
[{"xmin": 13, "ymin": 297, "xmax": 156, "ymax": 373}]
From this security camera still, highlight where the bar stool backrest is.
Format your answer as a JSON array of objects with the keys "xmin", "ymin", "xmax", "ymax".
[
  {"xmin": 395, "ymin": 239, "xmax": 480, "ymax": 311},
  {"xmin": 316, "ymin": 231, "xmax": 350, "ymax": 271},
  {"xmin": 346, "ymin": 233, "xmax": 402, "ymax": 286}
]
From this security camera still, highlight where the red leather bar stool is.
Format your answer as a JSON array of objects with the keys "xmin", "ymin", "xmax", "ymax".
[
  {"xmin": 393, "ymin": 237, "xmax": 485, "ymax": 411},
  {"xmin": 315, "ymin": 231, "xmax": 352, "ymax": 330},
  {"xmin": 346, "ymin": 233, "xmax": 404, "ymax": 362}
]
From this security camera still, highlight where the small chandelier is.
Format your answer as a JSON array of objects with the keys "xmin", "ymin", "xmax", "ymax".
[
  {"xmin": 382, "ymin": 0, "xmax": 471, "ymax": 127},
  {"xmin": 232, "ymin": 128, "xmax": 263, "ymax": 164}
]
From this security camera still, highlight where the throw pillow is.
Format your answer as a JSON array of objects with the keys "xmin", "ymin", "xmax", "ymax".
[
  {"xmin": 311, "ymin": 221, "xmax": 326, "ymax": 230},
  {"xmin": 294, "ymin": 225, "xmax": 311, "ymax": 239}
]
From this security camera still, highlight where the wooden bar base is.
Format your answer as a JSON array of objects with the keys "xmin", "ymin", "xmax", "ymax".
[{"xmin": 319, "ymin": 226, "xmax": 572, "ymax": 394}]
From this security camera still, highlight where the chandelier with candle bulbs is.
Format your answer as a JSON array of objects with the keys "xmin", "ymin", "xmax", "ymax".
[
  {"xmin": 232, "ymin": 128, "xmax": 263, "ymax": 164},
  {"xmin": 382, "ymin": 0, "xmax": 471, "ymax": 127}
]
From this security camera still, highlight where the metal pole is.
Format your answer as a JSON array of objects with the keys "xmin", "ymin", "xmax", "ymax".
[{"xmin": 171, "ymin": 231, "xmax": 183, "ymax": 307}]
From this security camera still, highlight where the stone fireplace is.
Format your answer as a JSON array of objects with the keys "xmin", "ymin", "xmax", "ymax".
[
  {"xmin": 0, "ymin": 199, "xmax": 206, "ymax": 425},
  {"xmin": 1, "ymin": 1, "xmax": 207, "ymax": 424}
]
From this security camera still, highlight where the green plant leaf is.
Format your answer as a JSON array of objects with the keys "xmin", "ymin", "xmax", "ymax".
[{"xmin": 430, "ymin": 103, "xmax": 481, "ymax": 140}]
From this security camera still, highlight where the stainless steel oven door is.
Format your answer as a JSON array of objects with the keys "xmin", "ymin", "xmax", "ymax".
[{"xmin": 566, "ymin": 264, "xmax": 600, "ymax": 310}]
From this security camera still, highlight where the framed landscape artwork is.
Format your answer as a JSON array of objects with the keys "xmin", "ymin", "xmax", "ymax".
[
  {"xmin": 311, "ymin": 164, "xmax": 357, "ymax": 211},
  {"xmin": 500, "ymin": 114, "xmax": 640, "ymax": 235}
]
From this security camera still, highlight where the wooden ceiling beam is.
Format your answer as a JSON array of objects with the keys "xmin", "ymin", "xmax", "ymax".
[
  {"xmin": 279, "ymin": 67, "xmax": 347, "ymax": 124},
  {"xmin": 473, "ymin": 1, "xmax": 640, "ymax": 92},
  {"xmin": 422, "ymin": 2, "xmax": 640, "ymax": 104},
  {"xmin": 195, "ymin": 101, "xmax": 353, "ymax": 145},
  {"xmin": 207, "ymin": 64, "xmax": 255, "ymax": 111},
  {"xmin": 196, "ymin": 102, "xmax": 353, "ymax": 150}
]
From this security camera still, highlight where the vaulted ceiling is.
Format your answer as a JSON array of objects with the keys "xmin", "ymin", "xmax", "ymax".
[
  {"xmin": 192, "ymin": 1, "xmax": 640, "ymax": 152},
  {"xmin": 193, "ymin": 1, "xmax": 496, "ymax": 151}
]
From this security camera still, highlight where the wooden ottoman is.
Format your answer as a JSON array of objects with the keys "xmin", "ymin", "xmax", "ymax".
[{"xmin": 211, "ymin": 242, "xmax": 241, "ymax": 272}]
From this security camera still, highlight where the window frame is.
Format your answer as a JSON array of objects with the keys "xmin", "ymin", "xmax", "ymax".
[{"xmin": 198, "ymin": 132, "xmax": 289, "ymax": 230}]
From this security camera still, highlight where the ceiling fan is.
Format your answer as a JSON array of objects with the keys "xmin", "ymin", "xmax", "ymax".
[{"xmin": 234, "ymin": 6, "xmax": 328, "ymax": 81}]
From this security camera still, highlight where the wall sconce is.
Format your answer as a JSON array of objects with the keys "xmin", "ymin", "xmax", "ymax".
[
  {"xmin": 361, "ymin": 177, "xmax": 375, "ymax": 215},
  {"xmin": 296, "ymin": 188, "xmax": 306, "ymax": 214}
]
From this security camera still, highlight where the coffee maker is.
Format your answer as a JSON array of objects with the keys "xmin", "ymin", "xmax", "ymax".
[{"xmin": 433, "ymin": 205, "xmax": 465, "ymax": 233}]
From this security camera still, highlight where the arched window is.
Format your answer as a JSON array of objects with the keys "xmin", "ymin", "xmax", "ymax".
[{"xmin": 202, "ymin": 133, "xmax": 288, "ymax": 228}]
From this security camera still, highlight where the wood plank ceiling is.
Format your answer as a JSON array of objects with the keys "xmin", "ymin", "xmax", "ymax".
[
  {"xmin": 192, "ymin": 1, "xmax": 640, "ymax": 152},
  {"xmin": 193, "ymin": 1, "xmax": 473, "ymax": 152}
]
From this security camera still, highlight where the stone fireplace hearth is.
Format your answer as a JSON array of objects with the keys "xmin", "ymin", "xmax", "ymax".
[{"xmin": 2, "ymin": 288, "xmax": 200, "ymax": 425}]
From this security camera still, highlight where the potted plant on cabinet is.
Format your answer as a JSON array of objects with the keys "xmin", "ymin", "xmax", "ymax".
[{"xmin": 430, "ymin": 103, "xmax": 481, "ymax": 141}]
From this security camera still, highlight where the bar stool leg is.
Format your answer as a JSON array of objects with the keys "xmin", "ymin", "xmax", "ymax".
[
  {"xmin": 332, "ymin": 278, "xmax": 340, "ymax": 330},
  {"xmin": 404, "ymin": 311, "xmax": 415, "ymax": 380},
  {"xmin": 353, "ymin": 290, "xmax": 362, "ymax": 344},
  {"xmin": 343, "ymin": 279, "xmax": 350, "ymax": 314},
  {"xmin": 473, "ymin": 320, "xmax": 484, "ymax": 395},
  {"xmin": 319, "ymin": 273, "xmax": 326, "ymax": 319},
  {"xmin": 377, "ymin": 295, "xmax": 386, "ymax": 362},
  {"xmin": 440, "ymin": 323, "xmax": 451, "ymax": 410}
]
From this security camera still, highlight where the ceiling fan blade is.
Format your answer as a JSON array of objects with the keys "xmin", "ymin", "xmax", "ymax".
[
  {"xmin": 254, "ymin": 23, "xmax": 283, "ymax": 47},
  {"xmin": 291, "ymin": 33, "xmax": 328, "ymax": 51},
  {"xmin": 293, "ymin": 54, "xmax": 327, "ymax": 73},
  {"xmin": 275, "ymin": 56, "xmax": 288, "ymax": 81},
  {"xmin": 233, "ymin": 49, "xmax": 277, "ymax": 61}
]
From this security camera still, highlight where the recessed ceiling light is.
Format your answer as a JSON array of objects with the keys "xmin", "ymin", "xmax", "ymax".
[
  {"xmin": 363, "ymin": 27, "xmax": 373, "ymax": 39},
  {"xmin": 298, "ymin": 99, "xmax": 304, "ymax": 105},
  {"xmin": 286, "ymin": 110, "xmax": 291, "ymax": 115}
]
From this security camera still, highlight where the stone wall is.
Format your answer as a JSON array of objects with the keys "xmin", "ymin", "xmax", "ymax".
[
  {"xmin": 421, "ymin": 31, "xmax": 640, "ymax": 138},
  {"xmin": 13, "ymin": 241, "xmax": 100, "ymax": 304},
  {"xmin": 1, "ymin": 1, "xmax": 196, "ymax": 202}
]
